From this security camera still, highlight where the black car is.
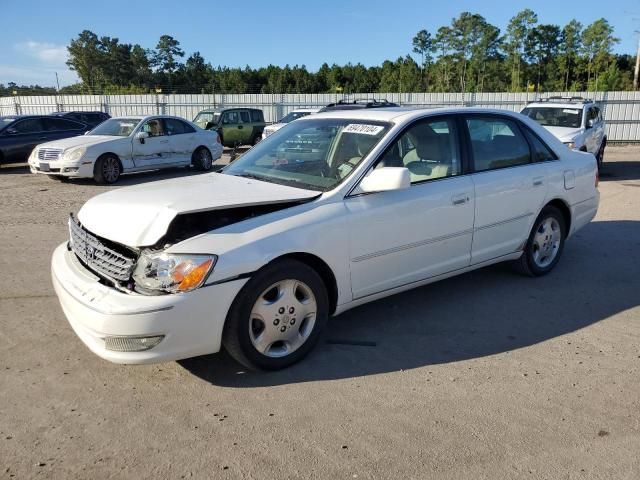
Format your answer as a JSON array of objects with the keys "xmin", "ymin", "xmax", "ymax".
[
  {"xmin": 50, "ymin": 111, "xmax": 110, "ymax": 129},
  {"xmin": 0, "ymin": 115, "xmax": 88, "ymax": 166},
  {"xmin": 319, "ymin": 99, "xmax": 399, "ymax": 112}
]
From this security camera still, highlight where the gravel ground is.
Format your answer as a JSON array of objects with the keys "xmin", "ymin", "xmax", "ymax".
[{"xmin": 0, "ymin": 146, "xmax": 639, "ymax": 479}]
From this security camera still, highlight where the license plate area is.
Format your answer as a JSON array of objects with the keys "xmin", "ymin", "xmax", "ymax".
[{"xmin": 39, "ymin": 162, "xmax": 50, "ymax": 172}]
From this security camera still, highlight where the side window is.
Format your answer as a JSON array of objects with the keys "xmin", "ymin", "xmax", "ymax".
[
  {"xmin": 376, "ymin": 117, "xmax": 461, "ymax": 183},
  {"xmin": 251, "ymin": 110, "xmax": 264, "ymax": 122},
  {"xmin": 11, "ymin": 118, "xmax": 44, "ymax": 133},
  {"xmin": 466, "ymin": 117, "xmax": 531, "ymax": 172},
  {"xmin": 141, "ymin": 119, "xmax": 165, "ymax": 137},
  {"xmin": 522, "ymin": 127, "xmax": 557, "ymax": 162},
  {"xmin": 164, "ymin": 118, "xmax": 186, "ymax": 135},
  {"xmin": 239, "ymin": 111, "xmax": 251, "ymax": 123},
  {"xmin": 45, "ymin": 118, "xmax": 83, "ymax": 131},
  {"xmin": 222, "ymin": 111, "xmax": 239, "ymax": 124}
]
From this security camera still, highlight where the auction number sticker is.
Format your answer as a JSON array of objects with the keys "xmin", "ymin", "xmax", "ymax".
[{"xmin": 343, "ymin": 124, "xmax": 385, "ymax": 135}]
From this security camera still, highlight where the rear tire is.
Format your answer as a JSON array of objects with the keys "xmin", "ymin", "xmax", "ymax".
[
  {"xmin": 514, "ymin": 206, "xmax": 566, "ymax": 277},
  {"xmin": 192, "ymin": 147, "xmax": 213, "ymax": 171},
  {"xmin": 222, "ymin": 259, "xmax": 329, "ymax": 371},
  {"xmin": 596, "ymin": 139, "xmax": 606, "ymax": 171},
  {"xmin": 93, "ymin": 154, "xmax": 121, "ymax": 184}
]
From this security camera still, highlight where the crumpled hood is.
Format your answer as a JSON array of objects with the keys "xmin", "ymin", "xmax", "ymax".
[
  {"xmin": 542, "ymin": 126, "xmax": 583, "ymax": 143},
  {"xmin": 77, "ymin": 173, "xmax": 319, "ymax": 247},
  {"xmin": 37, "ymin": 135, "xmax": 122, "ymax": 151}
]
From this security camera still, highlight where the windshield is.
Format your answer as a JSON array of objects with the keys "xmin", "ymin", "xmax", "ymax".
[
  {"xmin": 194, "ymin": 112, "xmax": 220, "ymax": 125},
  {"xmin": 223, "ymin": 118, "xmax": 391, "ymax": 191},
  {"xmin": 90, "ymin": 118, "xmax": 141, "ymax": 136},
  {"xmin": 521, "ymin": 107, "xmax": 582, "ymax": 129},
  {"xmin": 278, "ymin": 111, "xmax": 313, "ymax": 124}
]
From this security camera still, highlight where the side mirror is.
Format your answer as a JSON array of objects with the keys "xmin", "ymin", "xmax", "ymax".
[
  {"xmin": 585, "ymin": 119, "xmax": 594, "ymax": 129},
  {"xmin": 135, "ymin": 131, "xmax": 149, "ymax": 143},
  {"xmin": 354, "ymin": 167, "xmax": 411, "ymax": 194},
  {"xmin": 5, "ymin": 128, "xmax": 17, "ymax": 135},
  {"xmin": 204, "ymin": 121, "xmax": 214, "ymax": 130}
]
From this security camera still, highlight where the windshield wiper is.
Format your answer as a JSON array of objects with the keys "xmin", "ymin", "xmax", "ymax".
[{"xmin": 230, "ymin": 173, "xmax": 270, "ymax": 182}]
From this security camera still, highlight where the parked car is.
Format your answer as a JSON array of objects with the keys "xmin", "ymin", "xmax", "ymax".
[
  {"xmin": 521, "ymin": 96, "xmax": 606, "ymax": 170},
  {"xmin": 193, "ymin": 108, "xmax": 265, "ymax": 147},
  {"xmin": 29, "ymin": 115, "xmax": 222, "ymax": 184},
  {"xmin": 319, "ymin": 98, "xmax": 399, "ymax": 112},
  {"xmin": 52, "ymin": 107, "xmax": 599, "ymax": 370},
  {"xmin": 261, "ymin": 108, "xmax": 321, "ymax": 140},
  {"xmin": 0, "ymin": 115, "xmax": 87, "ymax": 166},
  {"xmin": 50, "ymin": 111, "xmax": 111, "ymax": 129}
]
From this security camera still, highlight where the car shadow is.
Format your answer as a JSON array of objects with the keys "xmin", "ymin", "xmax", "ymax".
[
  {"xmin": 599, "ymin": 160, "xmax": 640, "ymax": 182},
  {"xmin": 179, "ymin": 220, "xmax": 640, "ymax": 387}
]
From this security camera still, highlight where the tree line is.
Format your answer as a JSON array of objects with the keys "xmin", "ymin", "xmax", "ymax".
[{"xmin": 1, "ymin": 9, "xmax": 633, "ymax": 96}]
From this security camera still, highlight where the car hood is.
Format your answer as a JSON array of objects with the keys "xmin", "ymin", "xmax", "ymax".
[
  {"xmin": 77, "ymin": 173, "xmax": 319, "ymax": 247},
  {"xmin": 38, "ymin": 135, "xmax": 122, "ymax": 150},
  {"xmin": 542, "ymin": 126, "xmax": 583, "ymax": 143}
]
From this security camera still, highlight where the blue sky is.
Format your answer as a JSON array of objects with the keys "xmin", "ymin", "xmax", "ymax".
[{"xmin": 1, "ymin": 0, "xmax": 638, "ymax": 87}]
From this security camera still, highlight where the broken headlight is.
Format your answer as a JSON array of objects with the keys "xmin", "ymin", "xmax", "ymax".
[{"xmin": 132, "ymin": 252, "xmax": 217, "ymax": 294}]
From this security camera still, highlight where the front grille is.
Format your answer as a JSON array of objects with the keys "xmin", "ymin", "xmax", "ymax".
[
  {"xmin": 68, "ymin": 216, "xmax": 136, "ymax": 282},
  {"xmin": 38, "ymin": 148, "xmax": 63, "ymax": 161}
]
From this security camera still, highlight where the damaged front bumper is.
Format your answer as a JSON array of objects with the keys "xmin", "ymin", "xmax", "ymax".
[{"xmin": 51, "ymin": 242, "xmax": 248, "ymax": 364}]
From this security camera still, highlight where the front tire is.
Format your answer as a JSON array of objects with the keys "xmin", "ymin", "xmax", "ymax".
[
  {"xmin": 93, "ymin": 154, "xmax": 121, "ymax": 184},
  {"xmin": 222, "ymin": 259, "xmax": 329, "ymax": 371},
  {"xmin": 514, "ymin": 206, "xmax": 566, "ymax": 277},
  {"xmin": 192, "ymin": 147, "xmax": 213, "ymax": 171},
  {"xmin": 596, "ymin": 140, "xmax": 606, "ymax": 170}
]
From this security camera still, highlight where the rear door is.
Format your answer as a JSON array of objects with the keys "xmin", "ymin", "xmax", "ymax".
[
  {"xmin": 465, "ymin": 114, "xmax": 550, "ymax": 264},
  {"xmin": 238, "ymin": 110, "xmax": 253, "ymax": 144},
  {"xmin": 164, "ymin": 118, "xmax": 197, "ymax": 164}
]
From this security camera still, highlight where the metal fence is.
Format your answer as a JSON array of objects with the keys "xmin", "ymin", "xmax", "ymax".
[{"xmin": 1, "ymin": 91, "xmax": 639, "ymax": 142}]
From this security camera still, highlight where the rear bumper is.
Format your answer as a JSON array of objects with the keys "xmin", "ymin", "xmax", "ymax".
[
  {"xmin": 51, "ymin": 243, "xmax": 246, "ymax": 364},
  {"xmin": 569, "ymin": 193, "xmax": 599, "ymax": 237}
]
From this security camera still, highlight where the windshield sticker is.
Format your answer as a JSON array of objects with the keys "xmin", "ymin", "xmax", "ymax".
[
  {"xmin": 342, "ymin": 124, "xmax": 385, "ymax": 135},
  {"xmin": 562, "ymin": 109, "xmax": 580, "ymax": 115}
]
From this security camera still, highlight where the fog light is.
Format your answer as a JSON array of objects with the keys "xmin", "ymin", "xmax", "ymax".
[
  {"xmin": 104, "ymin": 335, "xmax": 164, "ymax": 352},
  {"xmin": 62, "ymin": 167, "xmax": 79, "ymax": 173}
]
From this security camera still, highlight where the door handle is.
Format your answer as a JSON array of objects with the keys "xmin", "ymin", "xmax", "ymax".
[
  {"xmin": 39, "ymin": 136, "xmax": 47, "ymax": 140},
  {"xmin": 160, "ymin": 140, "xmax": 169, "ymax": 144},
  {"xmin": 533, "ymin": 177, "xmax": 544, "ymax": 187},
  {"xmin": 451, "ymin": 194, "xmax": 470, "ymax": 206}
]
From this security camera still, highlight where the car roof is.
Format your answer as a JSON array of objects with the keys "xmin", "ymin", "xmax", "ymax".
[
  {"xmin": 198, "ymin": 107, "xmax": 261, "ymax": 113},
  {"xmin": 50, "ymin": 111, "xmax": 108, "ymax": 116},
  {"xmin": 306, "ymin": 106, "xmax": 534, "ymax": 123}
]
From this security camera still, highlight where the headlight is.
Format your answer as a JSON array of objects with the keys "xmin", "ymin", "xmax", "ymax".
[
  {"xmin": 132, "ymin": 252, "xmax": 217, "ymax": 294},
  {"xmin": 564, "ymin": 141, "xmax": 576, "ymax": 150},
  {"xmin": 62, "ymin": 147, "xmax": 86, "ymax": 163}
]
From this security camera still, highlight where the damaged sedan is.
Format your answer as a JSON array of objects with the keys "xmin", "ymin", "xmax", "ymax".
[{"xmin": 51, "ymin": 108, "xmax": 599, "ymax": 370}]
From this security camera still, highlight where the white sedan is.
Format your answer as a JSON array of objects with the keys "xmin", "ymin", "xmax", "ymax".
[
  {"xmin": 51, "ymin": 107, "xmax": 599, "ymax": 370},
  {"xmin": 261, "ymin": 108, "xmax": 320, "ymax": 140},
  {"xmin": 29, "ymin": 115, "xmax": 223, "ymax": 184}
]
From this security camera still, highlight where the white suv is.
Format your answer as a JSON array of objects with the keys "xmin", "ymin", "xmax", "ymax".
[
  {"xmin": 261, "ymin": 109, "xmax": 320, "ymax": 140},
  {"xmin": 521, "ymin": 97, "xmax": 606, "ymax": 170}
]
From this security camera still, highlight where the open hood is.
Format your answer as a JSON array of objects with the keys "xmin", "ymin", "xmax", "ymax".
[{"xmin": 77, "ymin": 173, "xmax": 319, "ymax": 247}]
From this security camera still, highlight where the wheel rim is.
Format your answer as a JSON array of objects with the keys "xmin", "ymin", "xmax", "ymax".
[
  {"xmin": 199, "ymin": 149, "xmax": 212, "ymax": 169},
  {"xmin": 248, "ymin": 279, "xmax": 317, "ymax": 358},
  {"xmin": 102, "ymin": 157, "xmax": 120, "ymax": 183},
  {"xmin": 532, "ymin": 217, "xmax": 561, "ymax": 268}
]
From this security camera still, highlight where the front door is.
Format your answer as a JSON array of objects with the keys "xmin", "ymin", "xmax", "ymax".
[
  {"xmin": 464, "ymin": 114, "xmax": 550, "ymax": 264},
  {"xmin": 347, "ymin": 116, "xmax": 475, "ymax": 299},
  {"xmin": 220, "ymin": 111, "xmax": 243, "ymax": 146},
  {"xmin": 132, "ymin": 118, "xmax": 171, "ymax": 167}
]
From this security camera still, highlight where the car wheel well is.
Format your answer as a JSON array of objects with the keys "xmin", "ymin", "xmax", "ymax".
[
  {"xmin": 95, "ymin": 152, "xmax": 122, "ymax": 172},
  {"xmin": 272, "ymin": 252, "xmax": 338, "ymax": 315},
  {"xmin": 545, "ymin": 199, "xmax": 571, "ymax": 237}
]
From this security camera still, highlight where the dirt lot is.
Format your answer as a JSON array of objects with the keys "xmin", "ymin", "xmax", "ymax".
[{"xmin": 0, "ymin": 147, "xmax": 639, "ymax": 479}]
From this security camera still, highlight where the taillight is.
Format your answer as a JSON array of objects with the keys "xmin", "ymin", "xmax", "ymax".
[{"xmin": 215, "ymin": 135, "xmax": 221, "ymax": 144}]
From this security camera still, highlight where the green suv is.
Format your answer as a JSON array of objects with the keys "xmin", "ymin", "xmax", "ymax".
[{"xmin": 193, "ymin": 108, "xmax": 265, "ymax": 148}]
